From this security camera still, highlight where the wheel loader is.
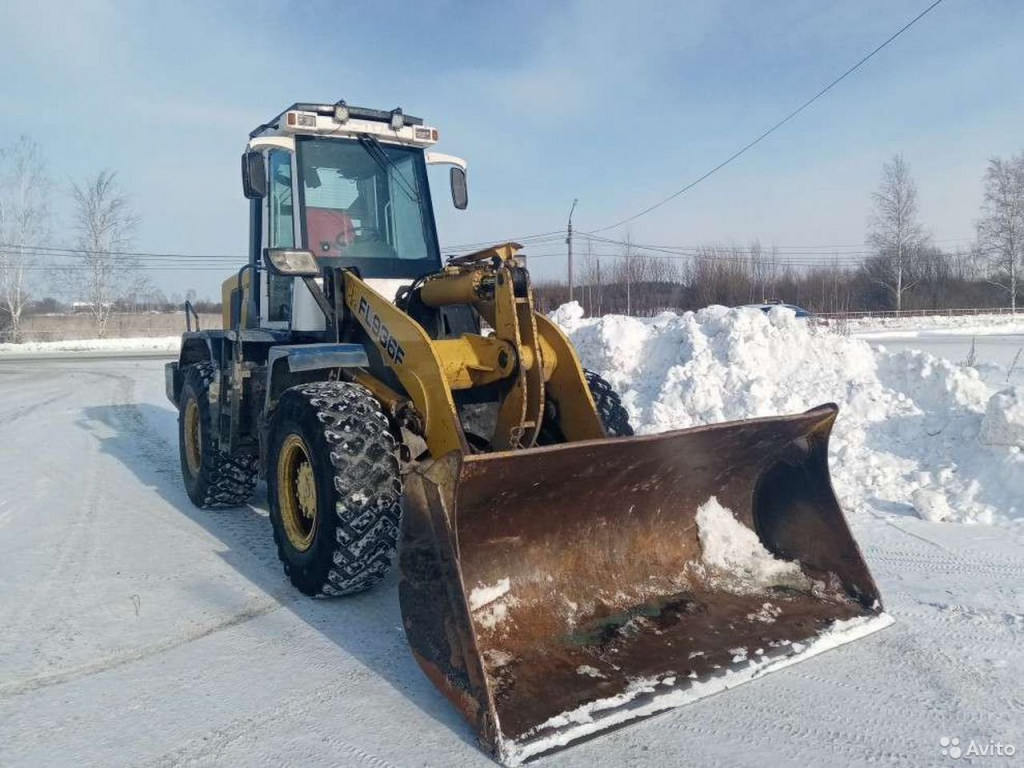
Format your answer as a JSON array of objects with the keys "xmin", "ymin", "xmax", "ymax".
[{"xmin": 166, "ymin": 101, "xmax": 891, "ymax": 765}]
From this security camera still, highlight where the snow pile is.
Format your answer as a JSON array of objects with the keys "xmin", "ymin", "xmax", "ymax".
[
  {"xmin": 695, "ymin": 497, "xmax": 809, "ymax": 592},
  {"xmin": 910, "ymin": 488, "xmax": 955, "ymax": 523},
  {"xmin": 979, "ymin": 387, "xmax": 1024, "ymax": 447},
  {"xmin": 553, "ymin": 302, "xmax": 1024, "ymax": 525},
  {"xmin": 0, "ymin": 336, "xmax": 181, "ymax": 355}
]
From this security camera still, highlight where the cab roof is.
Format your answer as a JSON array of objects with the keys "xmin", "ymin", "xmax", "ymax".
[{"xmin": 251, "ymin": 101, "xmax": 424, "ymax": 139}]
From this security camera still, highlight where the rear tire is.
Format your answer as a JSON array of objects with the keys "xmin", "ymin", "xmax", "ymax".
[
  {"xmin": 267, "ymin": 381, "xmax": 402, "ymax": 597},
  {"xmin": 178, "ymin": 362, "xmax": 259, "ymax": 508},
  {"xmin": 584, "ymin": 369, "xmax": 634, "ymax": 437}
]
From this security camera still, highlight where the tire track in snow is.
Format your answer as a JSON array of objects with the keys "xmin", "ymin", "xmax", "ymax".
[
  {"xmin": 866, "ymin": 546, "xmax": 1024, "ymax": 577},
  {"xmin": 138, "ymin": 669, "xmax": 400, "ymax": 768},
  {"xmin": 23, "ymin": 374, "xmax": 130, "ymax": 600},
  {"xmin": 653, "ymin": 700, "xmax": 919, "ymax": 766},
  {"xmin": 869, "ymin": 536, "xmax": 1024, "ymax": 732},
  {"xmin": 0, "ymin": 368, "xmax": 290, "ymax": 698},
  {"xmin": 98, "ymin": 371, "xmax": 284, "ymax": 570},
  {"xmin": 0, "ymin": 596, "xmax": 288, "ymax": 698},
  {"xmin": 625, "ymin": 638, "xmax": 921, "ymax": 766},
  {"xmin": 0, "ymin": 371, "xmax": 110, "ymax": 659},
  {"xmin": 0, "ymin": 390, "xmax": 74, "ymax": 427},
  {"xmin": 887, "ymin": 599, "xmax": 1024, "ymax": 718}
]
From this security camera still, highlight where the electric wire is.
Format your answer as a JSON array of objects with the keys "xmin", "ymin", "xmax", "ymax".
[{"xmin": 588, "ymin": 0, "xmax": 948, "ymax": 234}]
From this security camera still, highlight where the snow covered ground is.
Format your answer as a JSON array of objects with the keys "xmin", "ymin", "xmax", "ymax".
[
  {"xmin": 0, "ymin": 336, "xmax": 180, "ymax": 357},
  {"xmin": 1, "ymin": 310, "xmax": 1023, "ymax": 766},
  {"xmin": 844, "ymin": 311, "xmax": 1024, "ymax": 336}
]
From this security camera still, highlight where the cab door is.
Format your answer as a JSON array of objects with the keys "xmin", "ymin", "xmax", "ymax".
[{"xmin": 262, "ymin": 148, "xmax": 297, "ymax": 328}]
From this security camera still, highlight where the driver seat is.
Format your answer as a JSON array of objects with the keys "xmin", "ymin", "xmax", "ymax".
[{"xmin": 307, "ymin": 207, "xmax": 354, "ymax": 257}]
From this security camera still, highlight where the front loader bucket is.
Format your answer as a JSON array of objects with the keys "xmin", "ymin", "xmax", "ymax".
[{"xmin": 399, "ymin": 404, "xmax": 891, "ymax": 765}]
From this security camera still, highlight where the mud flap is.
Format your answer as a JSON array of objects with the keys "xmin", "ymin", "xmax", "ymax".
[{"xmin": 399, "ymin": 404, "xmax": 891, "ymax": 765}]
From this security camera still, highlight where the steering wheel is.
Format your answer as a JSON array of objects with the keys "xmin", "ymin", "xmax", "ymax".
[{"xmin": 350, "ymin": 223, "xmax": 382, "ymax": 242}]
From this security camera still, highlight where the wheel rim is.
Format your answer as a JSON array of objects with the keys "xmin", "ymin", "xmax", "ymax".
[
  {"xmin": 183, "ymin": 398, "xmax": 202, "ymax": 477},
  {"xmin": 277, "ymin": 434, "xmax": 318, "ymax": 552}
]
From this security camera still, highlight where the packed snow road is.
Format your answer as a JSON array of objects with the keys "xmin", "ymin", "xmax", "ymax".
[{"xmin": 1, "ymin": 353, "xmax": 1022, "ymax": 767}]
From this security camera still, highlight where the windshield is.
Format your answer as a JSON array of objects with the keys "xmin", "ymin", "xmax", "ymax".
[{"xmin": 296, "ymin": 136, "xmax": 441, "ymax": 279}]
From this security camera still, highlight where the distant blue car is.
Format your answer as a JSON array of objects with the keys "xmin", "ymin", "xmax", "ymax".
[{"xmin": 743, "ymin": 302, "xmax": 813, "ymax": 319}]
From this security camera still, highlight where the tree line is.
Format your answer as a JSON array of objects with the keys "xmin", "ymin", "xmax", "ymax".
[
  {"xmin": 0, "ymin": 136, "xmax": 145, "ymax": 340},
  {"xmin": 3, "ymin": 139, "xmax": 1022, "ymax": 341},
  {"xmin": 535, "ymin": 153, "xmax": 1024, "ymax": 317}
]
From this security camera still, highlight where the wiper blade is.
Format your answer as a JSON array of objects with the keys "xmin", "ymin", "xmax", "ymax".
[{"xmin": 357, "ymin": 133, "xmax": 420, "ymax": 203}]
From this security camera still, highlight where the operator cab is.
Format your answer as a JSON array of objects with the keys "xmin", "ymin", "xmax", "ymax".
[{"xmin": 234, "ymin": 101, "xmax": 467, "ymax": 332}]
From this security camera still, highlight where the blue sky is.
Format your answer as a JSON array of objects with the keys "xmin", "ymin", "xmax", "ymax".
[{"xmin": 2, "ymin": 0, "xmax": 1022, "ymax": 299}]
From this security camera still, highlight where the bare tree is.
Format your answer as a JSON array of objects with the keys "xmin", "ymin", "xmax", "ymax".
[
  {"xmin": 69, "ymin": 170, "xmax": 140, "ymax": 336},
  {"xmin": 867, "ymin": 154, "xmax": 927, "ymax": 312},
  {"xmin": 748, "ymin": 241, "xmax": 781, "ymax": 302},
  {"xmin": 579, "ymin": 237, "xmax": 601, "ymax": 316},
  {"xmin": 976, "ymin": 154, "xmax": 1024, "ymax": 313},
  {"xmin": 0, "ymin": 137, "xmax": 50, "ymax": 341}
]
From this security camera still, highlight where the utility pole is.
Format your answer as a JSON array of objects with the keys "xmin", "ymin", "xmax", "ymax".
[
  {"xmin": 586, "ymin": 237, "xmax": 593, "ymax": 316},
  {"xmin": 567, "ymin": 199, "xmax": 578, "ymax": 304},
  {"xmin": 625, "ymin": 233, "xmax": 632, "ymax": 316}
]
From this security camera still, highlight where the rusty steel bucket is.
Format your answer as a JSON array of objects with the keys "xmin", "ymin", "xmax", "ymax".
[{"xmin": 399, "ymin": 404, "xmax": 890, "ymax": 765}]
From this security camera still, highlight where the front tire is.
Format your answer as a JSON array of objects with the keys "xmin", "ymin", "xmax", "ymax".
[
  {"xmin": 536, "ymin": 368, "xmax": 634, "ymax": 444},
  {"xmin": 267, "ymin": 381, "xmax": 402, "ymax": 597},
  {"xmin": 584, "ymin": 369, "xmax": 634, "ymax": 437},
  {"xmin": 178, "ymin": 362, "xmax": 259, "ymax": 508}
]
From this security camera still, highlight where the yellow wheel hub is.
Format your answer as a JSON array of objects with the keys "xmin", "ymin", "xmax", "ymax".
[
  {"xmin": 277, "ymin": 434, "xmax": 318, "ymax": 552},
  {"xmin": 183, "ymin": 398, "xmax": 202, "ymax": 477}
]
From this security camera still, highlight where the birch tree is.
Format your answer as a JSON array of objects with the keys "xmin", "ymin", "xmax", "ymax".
[
  {"xmin": 867, "ymin": 155, "xmax": 927, "ymax": 312},
  {"xmin": 70, "ymin": 170, "xmax": 139, "ymax": 336},
  {"xmin": 0, "ymin": 137, "xmax": 50, "ymax": 342},
  {"xmin": 976, "ymin": 154, "xmax": 1024, "ymax": 313}
]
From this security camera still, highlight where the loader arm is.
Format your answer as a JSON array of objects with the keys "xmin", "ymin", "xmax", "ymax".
[
  {"xmin": 343, "ymin": 272, "xmax": 469, "ymax": 458},
  {"xmin": 342, "ymin": 245, "xmax": 606, "ymax": 458}
]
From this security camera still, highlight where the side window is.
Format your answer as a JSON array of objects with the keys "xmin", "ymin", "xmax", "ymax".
[
  {"xmin": 266, "ymin": 150, "xmax": 294, "ymax": 322},
  {"xmin": 388, "ymin": 154, "xmax": 429, "ymax": 261}
]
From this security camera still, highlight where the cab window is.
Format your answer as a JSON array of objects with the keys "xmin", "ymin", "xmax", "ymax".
[
  {"xmin": 266, "ymin": 149, "xmax": 294, "ymax": 323},
  {"xmin": 297, "ymin": 137, "xmax": 440, "ymax": 279}
]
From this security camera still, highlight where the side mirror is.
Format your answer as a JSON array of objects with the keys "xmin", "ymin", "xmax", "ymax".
[
  {"xmin": 241, "ymin": 150, "xmax": 267, "ymax": 199},
  {"xmin": 450, "ymin": 167, "xmax": 468, "ymax": 210},
  {"xmin": 265, "ymin": 248, "xmax": 320, "ymax": 277}
]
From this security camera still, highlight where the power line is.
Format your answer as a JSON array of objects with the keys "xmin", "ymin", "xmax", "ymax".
[
  {"xmin": 441, "ymin": 231, "xmax": 564, "ymax": 252},
  {"xmin": 18, "ymin": 265, "xmax": 241, "ymax": 272},
  {"xmin": 0, "ymin": 242, "xmax": 244, "ymax": 260},
  {"xmin": 521, "ymin": 248, "xmax": 871, "ymax": 267},
  {"xmin": 589, "ymin": 0, "xmax": 948, "ymax": 234},
  {"xmin": 5, "ymin": 226, "xmax": 971, "ymax": 265}
]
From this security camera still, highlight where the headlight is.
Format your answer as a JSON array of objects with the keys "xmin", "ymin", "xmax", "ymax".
[{"xmin": 265, "ymin": 248, "xmax": 320, "ymax": 277}]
